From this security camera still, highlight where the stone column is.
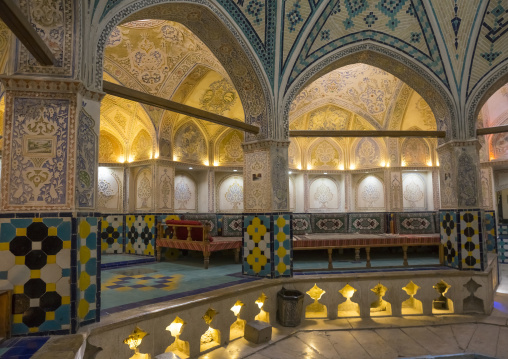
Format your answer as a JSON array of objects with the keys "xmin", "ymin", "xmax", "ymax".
[
  {"xmin": 0, "ymin": 77, "xmax": 103, "ymax": 335},
  {"xmin": 241, "ymin": 140, "xmax": 292, "ymax": 278},
  {"xmin": 437, "ymin": 140, "xmax": 488, "ymax": 271}
]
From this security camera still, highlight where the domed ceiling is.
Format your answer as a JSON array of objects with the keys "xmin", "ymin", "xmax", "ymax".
[
  {"xmin": 479, "ymin": 84, "xmax": 508, "ymax": 161},
  {"xmin": 100, "ymin": 19, "xmax": 245, "ymax": 164}
]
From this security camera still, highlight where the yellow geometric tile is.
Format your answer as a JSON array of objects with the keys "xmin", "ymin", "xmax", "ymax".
[
  {"xmin": 48, "ymin": 227, "xmax": 57, "ymax": 236},
  {"xmin": 31, "ymin": 270, "xmax": 41, "ymax": 278},
  {"xmin": 16, "ymin": 228, "xmax": 27, "ymax": 236},
  {"xmin": 0, "ymin": 243, "xmax": 8, "ymax": 251},
  {"xmin": 34, "ymin": 218, "xmax": 43, "ymax": 222},
  {"xmin": 46, "ymin": 312, "xmax": 55, "ymax": 321},
  {"xmin": 14, "ymin": 285, "xmax": 24, "ymax": 294},
  {"xmin": 62, "ymin": 296, "xmax": 70, "ymax": 305},
  {"xmin": 46, "ymin": 283, "xmax": 56, "ymax": 292},
  {"xmin": 15, "ymin": 256, "xmax": 25, "ymax": 265},
  {"xmin": 116, "ymin": 287, "xmax": 132, "ymax": 291},
  {"xmin": 47, "ymin": 255, "xmax": 56, "ymax": 264},
  {"xmin": 13, "ymin": 314, "xmax": 23, "ymax": 323},
  {"xmin": 29, "ymin": 327, "xmax": 39, "ymax": 333},
  {"xmin": 63, "ymin": 241, "xmax": 71, "ymax": 249}
]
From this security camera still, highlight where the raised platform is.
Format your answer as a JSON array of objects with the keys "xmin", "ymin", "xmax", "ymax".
[{"xmin": 83, "ymin": 254, "xmax": 499, "ymax": 359}]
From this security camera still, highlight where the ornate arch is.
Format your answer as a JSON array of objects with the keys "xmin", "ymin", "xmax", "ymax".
[
  {"xmin": 307, "ymin": 138, "xmax": 343, "ymax": 170},
  {"xmin": 282, "ymin": 44, "xmax": 456, "ymax": 141},
  {"xmin": 351, "ymin": 137, "xmax": 386, "ymax": 169},
  {"xmin": 173, "ymin": 119, "xmax": 208, "ymax": 164},
  {"xmin": 135, "ymin": 166, "xmax": 153, "ymax": 210},
  {"xmin": 308, "ymin": 175, "xmax": 341, "ymax": 211},
  {"xmin": 216, "ymin": 174, "xmax": 243, "ymax": 212},
  {"xmin": 400, "ymin": 137, "xmax": 431, "ymax": 167},
  {"xmin": 288, "ymin": 138, "xmax": 302, "ymax": 169},
  {"xmin": 93, "ymin": 0, "xmax": 273, "ymax": 140},
  {"xmin": 355, "ymin": 174, "xmax": 385, "ymax": 211},
  {"xmin": 214, "ymin": 129, "xmax": 244, "ymax": 166},
  {"xmin": 99, "ymin": 130, "xmax": 125, "ymax": 163},
  {"xmin": 468, "ymin": 60, "xmax": 508, "ymax": 138},
  {"xmin": 174, "ymin": 171, "xmax": 198, "ymax": 211}
]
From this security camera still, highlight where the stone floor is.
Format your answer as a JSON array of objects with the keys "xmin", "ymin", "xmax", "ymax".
[{"xmin": 198, "ymin": 265, "xmax": 508, "ymax": 359}]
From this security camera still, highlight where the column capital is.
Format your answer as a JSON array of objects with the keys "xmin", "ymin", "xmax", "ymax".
[
  {"xmin": 242, "ymin": 139, "xmax": 290, "ymax": 152},
  {"xmin": 436, "ymin": 138, "xmax": 482, "ymax": 153},
  {"xmin": 0, "ymin": 76, "xmax": 105, "ymax": 101}
]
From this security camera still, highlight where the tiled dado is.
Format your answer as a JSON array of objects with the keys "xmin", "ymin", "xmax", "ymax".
[
  {"xmin": 440, "ymin": 210, "xmax": 487, "ymax": 271},
  {"xmin": 0, "ymin": 216, "xmax": 101, "ymax": 336},
  {"xmin": 242, "ymin": 214, "xmax": 292, "ymax": 278},
  {"xmin": 498, "ymin": 224, "xmax": 508, "ymax": 263},
  {"xmin": 0, "ymin": 218, "xmax": 72, "ymax": 335}
]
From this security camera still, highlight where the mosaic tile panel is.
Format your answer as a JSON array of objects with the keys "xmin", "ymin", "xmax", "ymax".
[
  {"xmin": 498, "ymin": 225, "xmax": 508, "ymax": 263},
  {"xmin": 0, "ymin": 218, "xmax": 72, "ymax": 335},
  {"xmin": 183, "ymin": 214, "xmax": 219, "ymax": 236},
  {"xmin": 100, "ymin": 216, "xmax": 124, "ymax": 254},
  {"xmin": 440, "ymin": 211, "xmax": 459, "ymax": 269},
  {"xmin": 310, "ymin": 213, "xmax": 347, "ymax": 233},
  {"xmin": 273, "ymin": 214, "xmax": 292, "ymax": 278},
  {"xmin": 76, "ymin": 217, "xmax": 99, "ymax": 327},
  {"xmin": 222, "ymin": 215, "xmax": 243, "ymax": 237},
  {"xmin": 459, "ymin": 210, "xmax": 484, "ymax": 271},
  {"xmin": 243, "ymin": 215, "xmax": 271, "ymax": 277},
  {"xmin": 348, "ymin": 213, "xmax": 385, "ymax": 234},
  {"xmin": 292, "ymin": 213, "xmax": 312, "ymax": 235},
  {"xmin": 484, "ymin": 211, "xmax": 497, "ymax": 253},
  {"xmin": 395, "ymin": 212, "xmax": 437, "ymax": 234},
  {"xmin": 125, "ymin": 215, "xmax": 155, "ymax": 256}
]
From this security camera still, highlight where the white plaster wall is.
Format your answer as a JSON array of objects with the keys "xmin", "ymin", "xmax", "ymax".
[
  {"xmin": 97, "ymin": 166, "xmax": 123, "ymax": 212},
  {"xmin": 196, "ymin": 170, "xmax": 209, "ymax": 213},
  {"xmin": 217, "ymin": 174, "xmax": 244, "ymax": 212},
  {"xmin": 174, "ymin": 172, "xmax": 197, "ymax": 212},
  {"xmin": 402, "ymin": 172, "xmax": 427, "ymax": 210},
  {"xmin": 293, "ymin": 174, "xmax": 305, "ymax": 212},
  {"xmin": 355, "ymin": 175, "xmax": 385, "ymax": 211},
  {"xmin": 308, "ymin": 176, "xmax": 341, "ymax": 212}
]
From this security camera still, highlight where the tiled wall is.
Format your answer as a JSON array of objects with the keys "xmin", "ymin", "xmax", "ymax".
[
  {"xmin": 243, "ymin": 214, "xmax": 292, "ymax": 278},
  {"xmin": 0, "ymin": 218, "xmax": 72, "ymax": 335},
  {"xmin": 125, "ymin": 215, "xmax": 156, "ymax": 256},
  {"xmin": 440, "ymin": 209, "xmax": 487, "ymax": 271},
  {"xmin": 484, "ymin": 211, "xmax": 497, "ymax": 253},
  {"xmin": 499, "ymin": 224, "xmax": 508, "ymax": 263},
  {"xmin": 76, "ymin": 217, "xmax": 100, "ymax": 328},
  {"xmin": 100, "ymin": 215, "xmax": 124, "ymax": 254}
]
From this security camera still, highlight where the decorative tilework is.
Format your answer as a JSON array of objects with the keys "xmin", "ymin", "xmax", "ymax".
[
  {"xmin": 459, "ymin": 211, "xmax": 483, "ymax": 270},
  {"xmin": 100, "ymin": 216, "xmax": 124, "ymax": 254},
  {"xmin": 310, "ymin": 213, "xmax": 347, "ymax": 233},
  {"xmin": 0, "ymin": 218, "xmax": 72, "ymax": 335},
  {"xmin": 273, "ymin": 215, "xmax": 292, "ymax": 277},
  {"xmin": 484, "ymin": 211, "xmax": 497, "ymax": 253},
  {"xmin": 440, "ymin": 211, "xmax": 458, "ymax": 269},
  {"xmin": 348, "ymin": 213, "xmax": 385, "ymax": 234},
  {"xmin": 183, "ymin": 214, "xmax": 219, "ymax": 237},
  {"xmin": 292, "ymin": 213, "xmax": 312, "ymax": 235},
  {"xmin": 498, "ymin": 224, "xmax": 508, "ymax": 263},
  {"xmin": 286, "ymin": 0, "xmax": 449, "ymax": 92},
  {"xmin": 243, "ymin": 215, "xmax": 271, "ymax": 277},
  {"xmin": 396, "ymin": 212, "xmax": 437, "ymax": 234},
  {"xmin": 75, "ymin": 110, "xmax": 97, "ymax": 209},
  {"xmin": 125, "ymin": 215, "xmax": 155, "ymax": 256},
  {"xmin": 76, "ymin": 217, "xmax": 99, "ymax": 326},
  {"xmin": 102, "ymin": 273, "xmax": 182, "ymax": 291},
  {"xmin": 222, "ymin": 215, "xmax": 243, "ymax": 237}
]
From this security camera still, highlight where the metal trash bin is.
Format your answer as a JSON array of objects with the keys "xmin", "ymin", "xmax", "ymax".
[{"xmin": 276, "ymin": 287, "xmax": 304, "ymax": 327}]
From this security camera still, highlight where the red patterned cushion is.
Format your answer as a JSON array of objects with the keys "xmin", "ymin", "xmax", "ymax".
[{"xmin": 166, "ymin": 220, "xmax": 213, "ymax": 242}]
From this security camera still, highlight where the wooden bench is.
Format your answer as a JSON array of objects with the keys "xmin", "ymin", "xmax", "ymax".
[
  {"xmin": 156, "ymin": 220, "xmax": 241, "ymax": 269},
  {"xmin": 293, "ymin": 233, "xmax": 443, "ymax": 269}
]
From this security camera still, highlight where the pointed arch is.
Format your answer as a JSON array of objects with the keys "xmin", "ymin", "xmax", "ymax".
[
  {"xmin": 173, "ymin": 119, "xmax": 208, "ymax": 164},
  {"xmin": 99, "ymin": 130, "xmax": 125, "ymax": 163},
  {"xmin": 214, "ymin": 129, "xmax": 244, "ymax": 166},
  {"xmin": 351, "ymin": 137, "xmax": 386, "ymax": 169},
  {"xmin": 93, "ymin": 1, "xmax": 273, "ymax": 140},
  {"xmin": 307, "ymin": 138, "xmax": 343, "ymax": 170},
  {"xmin": 283, "ymin": 44, "xmax": 456, "ymax": 141}
]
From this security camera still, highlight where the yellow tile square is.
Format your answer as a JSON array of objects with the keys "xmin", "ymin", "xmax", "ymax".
[
  {"xmin": 29, "ymin": 327, "xmax": 39, "ymax": 333},
  {"xmin": 14, "ymin": 285, "xmax": 24, "ymax": 294},
  {"xmin": 46, "ymin": 283, "xmax": 56, "ymax": 292},
  {"xmin": 15, "ymin": 256, "xmax": 25, "ymax": 265},
  {"xmin": 63, "ymin": 241, "xmax": 71, "ymax": 249},
  {"xmin": 0, "ymin": 243, "xmax": 8, "ymax": 251},
  {"xmin": 46, "ymin": 312, "xmax": 55, "ymax": 321},
  {"xmin": 47, "ymin": 255, "xmax": 56, "ymax": 264},
  {"xmin": 16, "ymin": 228, "xmax": 27, "ymax": 236},
  {"xmin": 34, "ymin": 218, "xmax": 43, "ymax": 222},
  {"xmin": 48, "ymin": 227, "xmax": 57, "ymax": 236},
  {"xmin": 13, "ymin": 314, "xmax": 23, "ymax": 323},
  {"xmin": 62, "ymin": 296, "xmax": 70, "ymax": 305},
  {"xmin": 31, "ymin": 270, "xmax": 41, "ymax": 278}
]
